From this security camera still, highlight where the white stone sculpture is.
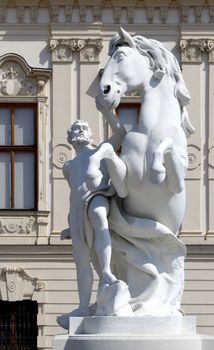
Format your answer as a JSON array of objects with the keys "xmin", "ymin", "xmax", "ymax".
[
  {"xmin": 58, "ymin": 28, "xmax": 195, "ymax": 330},
  {"xmin": 86, "ymin": 28, "xmax": 195, "ymax": 317},
  {"xmin": 58, "ymin": 118, "xmax": 132, "ymax": 329}
]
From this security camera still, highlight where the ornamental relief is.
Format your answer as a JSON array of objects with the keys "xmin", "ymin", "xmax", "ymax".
[
  {"xmin": 0, "ymin": 54, "xmax": 51, "ymax": 97},
  {"xmin": 0, "ymin": 217, "xmax": 35, "ymax": 235},
  {"xmin": 0, "ymin": 62, "xmax": 38, "ymax": 96},
  {"xmin": 180, "ymin": 38, "xmax": 214, "ymax": 63},
  {"xmin": 50, "ymin": 38, "xmax": 103, "ymax": 63},
  {"xmin": 0, "ymin": 267, "xmax": 45, "ymax": 302}
]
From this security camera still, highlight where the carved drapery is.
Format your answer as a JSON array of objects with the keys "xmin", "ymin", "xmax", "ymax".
[
  {"xmin": 50, "ymin": 38, "xmax": 103, "ymax": 63},
  {"xmin": 180, "ymin": 38, "xmax": 214, "ymax": 63}
]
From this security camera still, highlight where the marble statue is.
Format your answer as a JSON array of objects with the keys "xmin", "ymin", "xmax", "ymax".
[
  {"xmin": 57, "ymin": 28, "xmax": 195, "ymax": 329},
  {"xmin": 87, "ymin": 28, "xmax": 195, "ymax": 316},
  {"xmin": 58, "ymin": 117, "xmax": 132, "ymax": 329}
]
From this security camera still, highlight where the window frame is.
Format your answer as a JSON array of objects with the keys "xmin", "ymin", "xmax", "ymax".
[{"xmin": 0, "ymin": 102, "xmax": 38, "ymax": 211}]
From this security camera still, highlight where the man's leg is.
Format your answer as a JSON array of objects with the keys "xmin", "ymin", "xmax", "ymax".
[
  {"xmin": 88, "ymin": 195, "xmax": 117, "ymax": 285},
  {"xmin": 72, "ymin": 241, "xmax": 93, "ymax": 314}
]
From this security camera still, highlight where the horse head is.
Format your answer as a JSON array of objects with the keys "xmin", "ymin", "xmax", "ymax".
[
  {"xmin": 99, "ymin": 28, "xmax": 151, "ymax": 110},
  {"xmin": 99, "ymin": 28, "xmax": 194, "ymax": 136}
]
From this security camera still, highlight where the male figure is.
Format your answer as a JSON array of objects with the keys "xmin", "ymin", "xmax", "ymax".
[{"xmin": 62, "ymin": 119, "xmax": 118, "ymax": 316}]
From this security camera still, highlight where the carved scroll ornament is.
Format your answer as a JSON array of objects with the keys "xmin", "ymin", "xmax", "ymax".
[
  {"xmin": 180, "ymin": 38, "xmax": 214, "ymax": 63},
  {"xmin": 50, "ymin": 38, "xmax": 103, "ymax": 63}
]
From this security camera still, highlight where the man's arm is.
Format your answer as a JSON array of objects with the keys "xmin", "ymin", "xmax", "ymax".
[
  {"xmin": 96, "ymin": 96, "xmax": 127, "ymax": 150},
  {"xmin": 63, "ymin": 161, "xmax": 71, "ymax": 186}
]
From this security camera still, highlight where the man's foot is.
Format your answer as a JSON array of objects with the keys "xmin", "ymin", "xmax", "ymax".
[{"xmin": 100, "ymin": 271, "xmax": 118, "ymax": 286}]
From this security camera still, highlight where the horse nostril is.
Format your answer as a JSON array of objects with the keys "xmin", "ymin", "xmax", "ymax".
[{"xmin": 103, "ymin": 85, "xmax": 111, "ymax": 94}]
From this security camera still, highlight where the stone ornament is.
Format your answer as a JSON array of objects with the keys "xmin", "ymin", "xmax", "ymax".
[
  {"xmin": 180, "ymin": 38, "xmax": 214, "ymax": 63},
  {"xmin": 53, "ymin": 144, "xmax": 72, "ymax": 169},
  {"xmin": 50, "ymin": 39, "xmax": 77, "ymax": 62},
  {"xmin": 58, "ymin": 29, "xmax": 195, "ymax": 328},
  {"xmin": 0, "ymin": 217, "xmax": 35, "ymax": 235},
  {"xmin": 78, "ymin": 39, "xmax": 103, "ymax": 63},
  {"xmin": 0, "ymin": 267, "xmax": 45, "ymax": 302},
  {"xmin": 86, "ymin": 28, "xmax": 195, "ymax": 318},
  {"xmin": 50, "ymin": 38, "xmax": 103, "ymax": 63},
  {"xmin": 0, "ymin": 54, "xmax": 50, "ymax": 96}
]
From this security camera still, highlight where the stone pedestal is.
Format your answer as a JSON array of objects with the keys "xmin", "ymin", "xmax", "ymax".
[{"xmin": 53, "ymin": 316, "xmax": 214, "ymax": 350}]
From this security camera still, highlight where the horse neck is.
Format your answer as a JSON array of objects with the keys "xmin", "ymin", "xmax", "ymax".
[{"xmin": 138, "ymin": 77, "xmax": 180, "ymax": 135}]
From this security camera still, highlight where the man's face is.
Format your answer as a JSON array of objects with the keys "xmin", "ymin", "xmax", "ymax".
[{"xmin": 68, "ymin": 122, "xmax": 92, "ymax": 145}]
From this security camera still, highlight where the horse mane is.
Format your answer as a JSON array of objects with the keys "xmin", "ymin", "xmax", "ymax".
[{"xmin": 109, "ymin": 34, "xmax": 195, "ymax": 137}]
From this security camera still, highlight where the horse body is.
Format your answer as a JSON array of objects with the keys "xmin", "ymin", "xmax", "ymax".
[
  {"xmin": 87, "ymin": 29, "xmax": 195, "ymax": 315},
  {"xmin": 97, "ymin": 32, "xmax": 191, "ymax": 234}
]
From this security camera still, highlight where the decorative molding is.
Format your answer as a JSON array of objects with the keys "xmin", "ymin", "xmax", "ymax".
[
  {"xmin": 186, "ymin": 140, "xmax": 201, "ymax": 179},
  {"xmin": 52, "ymin": 144, "xmax": 72, "ymax": 169},
  {"xmin": 113, "ymin": 6, "xmax": 122, "ymax": 24},
  {"xmin": 180, "ymin": 6, "xmax": 189, "ymax": 23},
  {"xmin": 93, "ymin": 5, "xmax": 101, "ymax": 23},
  {"xmin": 0, "ymin": 217, "xmax": 35, "ymax": 235},
  {"xmin": 0, "ymin": 2, "xmax": 213, "ymax": 24},
  {"xmin": 208, "ymin": 139, "xmax": 214, "ymax": 179},
  {"xmin": 65, "ymin": 5, "xmax": 73, "ymax": 22},
  {"xmin": 207, "ymin": 39, "xmax": 214, "ymax": 62},
  {"xmin": 16, "ymin": 6, "xmax": 25, "ymax": 23},
  {"xmin": 180, "ymin": 38, "xmax": 207, "ymax": 63},
  {"xmin": 0, "ymin": 54, "xmax": 51, "ymax": 97},
  {"xmin": 160, "ymin": 6, "xmax": 168, "ymax": 23},
  {"xmin": 79, "ymin": 5, "xmax": 86, "ymax": 23},
  {"xmin": 196, "ymin": 5, "xmax": 203, "ymax": 23},
  {"xmin": 127, "ymin": 6, "xmax": 135, "ymax": 24},
  {"xmin": 50, "ymin": 38, "xmax": 103, "ymax": 63},
  {"xmin": 0, "ymin": 6, "xmax": 6, "ymax": 23},
  {"xmin": 209, "ymin": 5, "xmax": 214, "ymax": 23},
  {"xmin": 180, "ymin": 38, "xmax": 214, "ymax": 63},
  {"xmin": 78, "ymin": 39, "xmax": 103, "ymax": 63},
  {"xmin": 50, "ymin": 5, "xmax": 59, "ymax": 23},
  {"xmin": 0, "ymin": 267, "xmax": 45, "ymax": 302},
  {"xmin": 30, "ymin": 6, "xmax": 38, "ymax": 23},
  {"xmin": 146, "ymin": 6, "xmax": 154, "ymax": 24},
  {"xmin": 50, "ymin": 38, "xmax": 76, "ymax": 62}
]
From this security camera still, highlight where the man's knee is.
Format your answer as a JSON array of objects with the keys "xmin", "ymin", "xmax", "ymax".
[{"xmin": 88, "ymin": 206, "xmax": 108, "ymax": 229}]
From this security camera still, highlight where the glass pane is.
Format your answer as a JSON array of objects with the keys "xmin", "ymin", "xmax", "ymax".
[
  {"xmin": 14, "ymin": 108, "xmax": 34, "ymax": 145},
  {"xmin": 14, "ymin": 153, "xmax": 35, "ymax": 209},
  {"xmin": 118, "ymin": 107, "xmax": 138, "ymax": 133},
  {"xmin": 0, "ymin": 153, "xmax": 11, "ymax": 209},
  {"xmin": 0, "ymin": 108, "xmax": 11, "ymax": 145}
]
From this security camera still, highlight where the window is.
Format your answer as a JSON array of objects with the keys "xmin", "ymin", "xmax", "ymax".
[
  {"xmin": 116, "ymin": 103, "xmax": 141, "ymax": 133},
  {"xmin": 0, "ymin": 300, "xmax": 38, "ymax": 350},
  {"xmin": 0, "ymin": 104, "xmax": 37, "ymax": 210}
]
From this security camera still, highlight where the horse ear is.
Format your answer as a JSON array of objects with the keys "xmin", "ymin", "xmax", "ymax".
[{"xmin": 119, "ymin": 27, "xmax": 135, "ymax": 48}]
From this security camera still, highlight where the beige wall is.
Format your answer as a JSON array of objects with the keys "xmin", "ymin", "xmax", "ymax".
[{"xmin": 0, "ymin": 2, "xmax": 214, "ymax": 350}]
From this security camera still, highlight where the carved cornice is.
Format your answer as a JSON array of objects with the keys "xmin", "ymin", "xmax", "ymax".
[
  {"xmin": 180, "ymin": 38, "xmax": 214, "ymax": 63},
  {"xmin": 50, "ymin": 38, "xmax": 103, "ymax": 63},
  {"xmin": 1, "ymin": 2, "xmax": 214, "ymax": 24}
]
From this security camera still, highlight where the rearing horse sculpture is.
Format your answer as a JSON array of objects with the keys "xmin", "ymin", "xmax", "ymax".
[{"xmin": 88, "ymin": 28, "xmax": 195, "ymax": 316}]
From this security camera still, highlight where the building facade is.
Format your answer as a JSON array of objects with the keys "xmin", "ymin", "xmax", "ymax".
[{"xmin": 0, "ymin": 1, "xmax": 214, "ymax": 349}]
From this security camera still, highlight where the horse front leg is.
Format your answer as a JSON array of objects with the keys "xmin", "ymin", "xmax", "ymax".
[
  {"xmin": 150, "ymin": 137, "xmax": 188, "ymax": 193},
  {"xmin": 87, "ymin": 142, "xmax": 128, "ymax": 198}
]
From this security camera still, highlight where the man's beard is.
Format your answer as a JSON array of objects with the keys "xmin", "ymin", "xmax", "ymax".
[{"xmin": 71, "ymin": 134, "xmax": 91, "ymax": 146}]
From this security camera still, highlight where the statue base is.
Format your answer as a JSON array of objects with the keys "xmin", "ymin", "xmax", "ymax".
[{"xmin": 53, "ymin": 316, "xmax": 214, "ymax": 350}]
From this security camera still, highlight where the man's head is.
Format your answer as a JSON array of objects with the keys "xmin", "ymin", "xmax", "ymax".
[{"xmin": 67, "ymin": 120, "xmax": 93, "ymax": 148}]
